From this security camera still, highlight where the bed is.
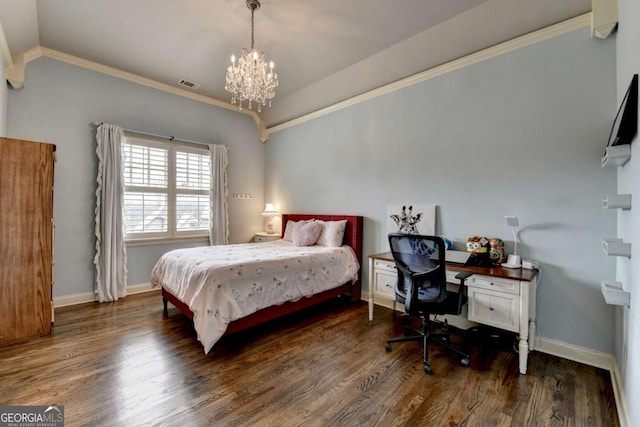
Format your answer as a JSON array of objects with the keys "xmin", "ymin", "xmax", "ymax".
[{"xmin": 153, "ymin": 214, "xmax": 363, "ymax": 353}]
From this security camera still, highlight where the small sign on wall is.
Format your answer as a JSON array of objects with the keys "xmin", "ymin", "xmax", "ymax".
[{"xmin": 387, "ymin": 204, "xmax": 436, "ymax": 235}]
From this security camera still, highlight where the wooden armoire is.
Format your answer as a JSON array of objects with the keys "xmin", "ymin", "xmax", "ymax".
[{"xmin": 0, "ymin": 137, "xmax": 55, "ymax": 344}]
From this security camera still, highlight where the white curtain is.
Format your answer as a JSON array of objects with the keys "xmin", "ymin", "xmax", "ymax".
[
  {"xmin": 94, "ymin": 123, "xmax": 127, "ymax": 302},
  {"xmin": 209, "ymin": 144, "xmax": 229, "ymax": 245}
]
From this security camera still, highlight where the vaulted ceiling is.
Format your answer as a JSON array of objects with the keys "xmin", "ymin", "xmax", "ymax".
[{"xmin": 0, "ymin": 0, "xmax": 591, "ymax": 128}]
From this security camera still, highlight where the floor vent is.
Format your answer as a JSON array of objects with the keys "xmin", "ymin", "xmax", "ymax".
[{"xmin": 178, "ymin": 79, "xmax": 200, "ymax": 89}]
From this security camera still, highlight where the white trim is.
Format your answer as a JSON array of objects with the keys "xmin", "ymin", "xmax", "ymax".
[
  {"xmin": 53, "ymin": 291, "xmax": 95, "ymax": 308},
  {"xmin": 591, "ymin": 0, "xmax": 618, "ymax": 39},
  {"xmin": 534, "ymin": 335, "xmax": 613, "ymax": 370},
  {"xmin": 0, "ymin": 18, "xmax": 13, "ymax": 67},
  {"xmin": 127, "ymin": 282, "xmax": 159, "ymax": 295},
  {"xmin": 126, "ymin": 236, "xmax": 210, "ymax": 247},
  {"xmin": 20, "ymin": 46, "xmax": 268, "ymax": 143},
  {"xmin": 0, "ymin": 21, "xmax": 26, "ymax": 89},
  {"xmin": 15, "ymin": 13, "xmax": 591, "ymax": 143},
  {"xmin": 53, "ymin": 283, "xmax": 159, "ymax": 307},
  {"xmin": 267, "ymin": 13, "xmax": 592, "ymax": 136},
  {"xmin": 611, "ymin": 359, "xmax": 630, "ymax": 427}
]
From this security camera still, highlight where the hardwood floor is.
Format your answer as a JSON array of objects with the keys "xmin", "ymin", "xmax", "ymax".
[{"xmin": 0, "ymin": 291, "xmax": 619, "ymax": 426}]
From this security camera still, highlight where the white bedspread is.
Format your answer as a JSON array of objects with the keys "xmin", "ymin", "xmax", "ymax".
[{"xmin": 151, "ymin": 240, "xmax": 359, "ymax": 353}]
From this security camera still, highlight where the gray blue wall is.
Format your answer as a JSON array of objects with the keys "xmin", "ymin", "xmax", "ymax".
[
  {"xmin": 8, "ymin": 57, "xmax": 263, "ymax": 297},
  {"xmin": 265, "ymin": 28, "xmax": 618, "ymax": 353},
  {"xmin": 615, "ymin": 0, "xmax": 640, "ymax": 423}
]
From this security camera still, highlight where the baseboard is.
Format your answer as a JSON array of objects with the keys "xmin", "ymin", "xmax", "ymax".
[
  {"xmin": 611, "ymin": 359, "xmax": 630, "ymax": 427},
  {"xmin": 533, "ymin": 336, "xmax": 613, "ymax": 371},
  {"xmin": 127, "ymin": 282, "xmax": 159, "ymax": 295},
  {"xmin": 53, "ymin": 283, "xmax": 159, "ymax": 308}
]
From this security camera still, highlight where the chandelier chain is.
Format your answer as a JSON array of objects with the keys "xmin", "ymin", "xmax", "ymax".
[{"xmin": 250, "ymin": 8, "xmax": 255, "ymax": 50}]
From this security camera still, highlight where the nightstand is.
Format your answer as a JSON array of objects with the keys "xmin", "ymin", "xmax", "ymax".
[{"xmin": 254, "ymin": 232, "xmax": 280, "ymax": 243}]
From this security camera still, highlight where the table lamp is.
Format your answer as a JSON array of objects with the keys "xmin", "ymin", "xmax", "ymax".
[
  {"xmin": 503, "ymin": 215, "xmax": 521, "ymax": 268},
  {"xmin": 262, "ymin": 203, "xmax": 279, "ymax": 234}
]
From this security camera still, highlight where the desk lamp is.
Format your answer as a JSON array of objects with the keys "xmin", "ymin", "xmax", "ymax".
[
  {"xmin": 262, "ymin": 203, "xmax": 279, "ymax": 234},
  {"xmin": 503, "ymin": 216, "xmax": 522, "ymax": 268}
]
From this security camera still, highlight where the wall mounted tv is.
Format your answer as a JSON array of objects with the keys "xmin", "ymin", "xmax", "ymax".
[{"xmin": 606, "ymin": 74, "xmax": 638, "ymax": 148}]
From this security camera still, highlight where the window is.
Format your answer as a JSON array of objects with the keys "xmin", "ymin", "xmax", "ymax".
[{"xmin": 122, "ymin": 136, "xmax": 210, "ymax": 241}]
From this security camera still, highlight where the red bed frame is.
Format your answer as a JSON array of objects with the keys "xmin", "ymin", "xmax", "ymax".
[{"xmin": 161, "ymin": 214, "xmax": 363, "ymax": 336}]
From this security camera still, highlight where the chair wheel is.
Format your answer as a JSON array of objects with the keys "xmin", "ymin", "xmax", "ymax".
[
  {"xmin": 461, "ymin": 357, "xmax": 470, "ymax": 367},
  {"xmin": 424, "ymin": 363, "xmax": 433, "ymax": 374},
  {"xmin": 385, "ymin": 343, "xmax": 392, "ymax": 352}
]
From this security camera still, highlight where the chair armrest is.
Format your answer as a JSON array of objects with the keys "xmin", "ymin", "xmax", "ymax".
[
  {"xmin": 455, "ymin": 271, "xmax": 472, "ymax": 284},
  {"xmin": 452, "ymin": 271, "xmax": 473, "ymax": 313}
]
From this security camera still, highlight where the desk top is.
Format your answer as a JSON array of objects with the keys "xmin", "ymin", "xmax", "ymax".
[{"xmin": 369, "ymin": 252, "xmax": 539, "ymax": 282}]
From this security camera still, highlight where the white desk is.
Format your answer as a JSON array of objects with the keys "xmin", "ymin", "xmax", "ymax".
[{"xmin": 368, "ymin": 252, "xmax": 539, "ymax": 375}]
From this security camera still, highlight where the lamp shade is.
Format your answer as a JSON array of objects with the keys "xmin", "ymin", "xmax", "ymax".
[{"xmin": 262, "ymin": 203, "xmax": 278, "ymax": 215}]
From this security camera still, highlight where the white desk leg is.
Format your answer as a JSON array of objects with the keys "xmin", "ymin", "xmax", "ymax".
[
  {"xmin": 528, "ymin": 319, "xmax": 536, "ymax": 352},
  {"xmin": 518, "ymin": 337, "xmax": 528, "ymax": 375},
  {"xmin": 528, "ymin": 277, "xmax": 538, "ymax": 351},
  {"xmin": 518, "ymin": 281, "xmax": 530, "ymax": 375},
  {"xmin": 368, "ymin": 257, "xmax": 374, "ymax": 321}
]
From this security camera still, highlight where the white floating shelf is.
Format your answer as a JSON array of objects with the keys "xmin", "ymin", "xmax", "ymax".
[
  {"xmin": 602, "ymin": 238, "xmax": 632, "ymax": 257},
  {"xmin": 601, "ymin": 281, "xmax": 630, "ymax": 306},
  {"xmin": 602, "ymin": 194, "xmax": 632, "ymax": 210},
  {"xmin": 601, "ymin": 145, "xmax": 631, "ymax": 168}
]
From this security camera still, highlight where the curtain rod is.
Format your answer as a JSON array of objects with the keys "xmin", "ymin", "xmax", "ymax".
[{"xmin": 93, "ymin": 122, "xmax": 210, "ymax": 147}]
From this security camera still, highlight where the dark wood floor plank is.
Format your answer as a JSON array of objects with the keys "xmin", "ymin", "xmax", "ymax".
[{"xmin": 0, "ymin": 291, "xmax": 619, "ymax": 426}]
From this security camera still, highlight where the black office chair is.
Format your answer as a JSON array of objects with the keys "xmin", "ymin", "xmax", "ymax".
[{"xmin": 385, "ymin": 233, "xmax": 472, "ymax": 374}]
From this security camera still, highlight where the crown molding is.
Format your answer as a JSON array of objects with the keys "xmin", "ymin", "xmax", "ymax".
[
  {"xmin": 12, "ymin": 12, "xmax": 592, "ymax": 143},
  {"xmin": 0, "ymin": 19, "xmax": 12, "ymax": 68},
  {"xmin": 267, "ymin": 13, "xmax": 592, "ymax": 136},
  {"xmin": 591, "ymin": 0, "xmax": 618, "ymax": 39},
  {"xmin": 0, "ymin": 20, "xmax": 25, "ymax": 89},
  {"xmin": 20, "ymin": 46, "xmax": 269, "ymax": 143}
]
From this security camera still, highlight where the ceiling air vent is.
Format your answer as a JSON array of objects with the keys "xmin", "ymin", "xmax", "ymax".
[{"xmin": 178, "ymin": 79, "xmax": 200, "ymax": 89}]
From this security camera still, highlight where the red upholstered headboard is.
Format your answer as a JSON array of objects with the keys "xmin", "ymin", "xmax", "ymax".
[{"xmin": 281, "ymin": 214, "xmax": 364, "ymax": 297}]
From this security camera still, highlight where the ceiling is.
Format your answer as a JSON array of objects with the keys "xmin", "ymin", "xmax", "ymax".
[{"xmin": 0, "ymin": 0, "xmax": 591, "ymax": 127}]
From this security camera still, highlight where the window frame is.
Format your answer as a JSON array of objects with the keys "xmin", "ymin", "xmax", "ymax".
[{"xmin": 122, "ymin": 135, "xmax": 211, "ymax": 244}]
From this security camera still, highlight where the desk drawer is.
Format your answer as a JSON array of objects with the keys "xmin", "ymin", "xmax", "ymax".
[
  {"xmin": 374, "ymin": 259, "xmax": 397, "ymax": 273},
  {"xmin": 374, "ymin": 270, "xmax": 396, "ymax": 298},
  {"xmin": 468, "ymin": 287, "xmax": 519, "ymax": 332},
  {"xmin": 467, "ymin": 275, "xmax": 520, "ymax": 295}
]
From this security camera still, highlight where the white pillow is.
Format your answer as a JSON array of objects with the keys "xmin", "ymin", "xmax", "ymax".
[
  {"xmin": 283, "ymin": 220, "xmax": 308, "ymax": 241},
  {"xmin": 315, "ymin": 220, "xmax": 347, "ymax": 247},
  {"xmin": 293, "ymin": 221, "xmax": 323, "ymax": 246}
]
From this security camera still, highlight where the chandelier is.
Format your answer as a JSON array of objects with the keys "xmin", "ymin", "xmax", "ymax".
[{"xmin": 225, "ymin": 0, "xmax": 279, "ymax": 112}]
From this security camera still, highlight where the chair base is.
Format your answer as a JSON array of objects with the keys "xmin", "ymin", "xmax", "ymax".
[{"xmin": 386, "ymin": 319, "xmax": 470, "ymax": 374}]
